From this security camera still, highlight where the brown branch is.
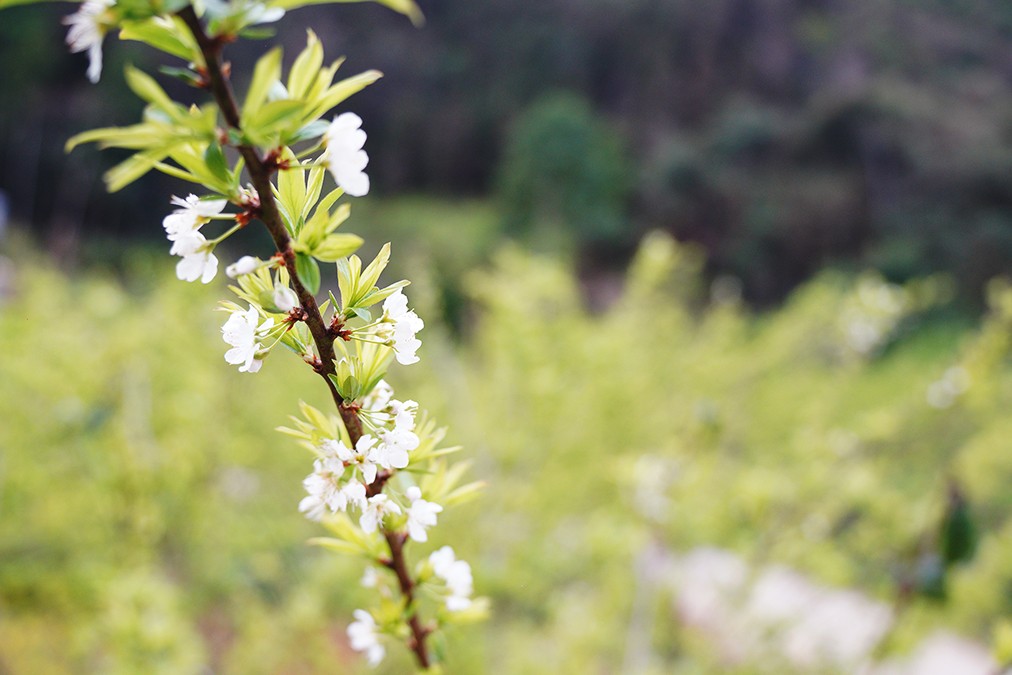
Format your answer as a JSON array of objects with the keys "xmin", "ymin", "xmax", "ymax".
[
  {"xmin": 384, "ymin": 531, "xmax": 432, "ymax": 670},
  {"xmin": 177, "ymin": 6, "xmax": 429, "ymax": 668},
  {"xmin": 177, "ymin": 5, "xmax": 363, "ymax": 441}
]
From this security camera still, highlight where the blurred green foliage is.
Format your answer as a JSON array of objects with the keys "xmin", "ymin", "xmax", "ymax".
[
  {"xmin": 496, "ymin": 93, "xmax": 629, "ymax": 248},
  {"xmin": 1, "ymin": 224, "xmax": 1010, "ymax": 672}
]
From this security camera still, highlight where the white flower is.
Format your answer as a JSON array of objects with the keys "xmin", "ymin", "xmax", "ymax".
[
  {"xmin": 347, "ymin": 609, "xmax": 385, "ymax": 667},
  {"xmin": 323, "ymin": 435, "xmax": 382, "ymax": 484},
  {"xmin": 163, "ymin": 194, "xmax": 227, "ymax": 237},
  {"xmin": 272, "ymin": 283, "xmax": 299, "ymax": 312},
  {"xmin": 381, "ymin": 290, "xmax": 424, "ymax": 365},
  {"xmin": 362, "ymin": 380, "xmax": 394, "ymax": 413},
  {"xmin": 221, "ymin": 305, "xmax": 272, "ymax": 373},
  {"xmin": 323, "ymin": 112, "xmax": 370, "ymax": 197},
  {"xmin": 63, "ymin": 0, "xmax": 114, "ymax": 83},
  {"xmin": 164, "ymin": 195, "xmax": 228, "ymax": 284},
  {"xmin": 176, "ymin": 244, "xmax": 219, "ymax": 284},
  {"xmin": 405, "ymin": 486, "xmax": 442, "ymax": 543},
  {"xmin": 429, "ymin": 546, "xmax": 474, "ymax": 611},
  {"xmin": 377, "ymin": 428, "xmax": 418, "ymax": 469},
  {"xmin": 226, "ymin": 255, "xmax": 260, "ymax": 278},
  {"xmin": 359, "ymin": 494, "xmax": 401, "ymax": 534},
  {"xmin": 298, "ymin": 457, "xmax": 366, "ymax": 521},
  {"xmin": 389, "ymin": 399, "xmax": 418, "ymax": 430}
]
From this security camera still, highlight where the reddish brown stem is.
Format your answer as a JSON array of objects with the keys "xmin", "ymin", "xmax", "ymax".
[{"xmin": 177, "ymin": 6, "xmax": 429, "ymax": 668}]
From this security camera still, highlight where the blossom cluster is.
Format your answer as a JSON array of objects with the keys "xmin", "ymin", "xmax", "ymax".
[
  {"xmin": 54, "ymin": 3, "xmax": 482, "ymax": 668},
  {"xmin": 347, "ymin": 544, "xmax": 475, "ymax": 666}
]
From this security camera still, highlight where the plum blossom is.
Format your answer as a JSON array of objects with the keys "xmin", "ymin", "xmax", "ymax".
[
  {"xmin": 226, "ymin": 255, "xmax": 260, "ymax": 278},
  {"xmin": 163, "ymin": 194, "xmax": 228, "ymax": 236},
  {"xmin": 322, "ymin": 435, "xmax": 382, "ymax": 484},
  {"xmin": 405, "ymin": 486, "xmax": 442, "ymax": 543},
  {"xmin": 376, "ymin": 427, "xmax": 418, "ymax": 469},
  {"xmin": 164, "ymin": 195, "xmax": 228, "ymax": 284},
  {"xmin": 429, "ymin": 546, "xmax": 474, "ymax": 611},
  {"xmin": 221, "ymin": 305, "xmax": 273, "ymax": 373},
  {"xmin": 359, "ymin": 494, "xmax": 401, "ymax": 534},
  {"xmin": 63, "ymin": 0, "xmax": 115, "ymax": 83},
  {"xmin": 323, "ymin": 112, "xmax": 369, "ymax": 197},
  {"xmin": 389, "ymin": 398, "xmax": 418, "ymax": 430},
  {"xmin": 347, "ymin": 609, "xmax": 385, "ymax": 667},
  {"xmin": 298, "ymin": 457, "xmax": 366, "ymax": 520},
  {"xmin": 173, "ymin": 234, "xmax": 218, "ymax": 284},
  {"xmin": 380, "ymin": 290, "xmax": 423, "ymax": 365},
  {"xmin": 362, "ymin": 380, "xmax": 394, "ymax": 412}
]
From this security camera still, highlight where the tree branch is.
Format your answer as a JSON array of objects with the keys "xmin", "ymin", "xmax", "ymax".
[
  {"xmin": 178, "ymin": 6, "xmax": 429, "ymax": 668},
  {"xmin": 177, "ymin": 5, "xmax": 362, "ymax": 440}
]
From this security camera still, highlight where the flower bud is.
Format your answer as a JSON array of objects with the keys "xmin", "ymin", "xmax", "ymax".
[
  {"xmin": 273, "ymin": 284, "xmax": 299, "ymax": 312},
  {"xmin": 226, "ymin": 256, "xmax": 260, "ymax": 278}
]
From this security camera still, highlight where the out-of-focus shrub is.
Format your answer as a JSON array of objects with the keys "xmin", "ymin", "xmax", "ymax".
[
  {"xmin": 1, "ymin": 232, "xmax": 1011, "ymax": 672},
  {"xmin": 496, "ymin": 92, "xmax": 631, "ymax": 248}
]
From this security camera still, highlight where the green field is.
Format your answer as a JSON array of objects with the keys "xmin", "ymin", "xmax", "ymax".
[{"xmin": 1, "ymin": 205, "xmax": 1011, "ymax": 673}]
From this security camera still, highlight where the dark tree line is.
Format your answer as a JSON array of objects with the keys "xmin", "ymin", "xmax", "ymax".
[{"xmin": 1, "ymin": 0, "xmax": 1010, "ymax": 303}]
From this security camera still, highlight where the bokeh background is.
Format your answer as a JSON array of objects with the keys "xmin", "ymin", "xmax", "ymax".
[{"xmin": 1, "ymin": 0, "xmax": 1011, "ymax": 672}]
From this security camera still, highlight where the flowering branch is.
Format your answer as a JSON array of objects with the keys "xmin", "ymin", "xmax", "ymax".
[
  {"xmin": 176, "ymin": 5, "xmax": 358, "ymax": 435},
  {"xmin": 13, "ymin": 0, "xmax": 488, "ymax": 669}
]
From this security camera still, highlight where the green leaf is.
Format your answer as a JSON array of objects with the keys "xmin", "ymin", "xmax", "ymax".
[
  {"xmin": 288, "ymin": 30, "xmax": 324, "ymax": 99},
  {"xmin": 307, "ymin": 70, "xmax": 383, "ymax": 121},
  {"xmin": 276, "ymin": 148, "xmax": 306, "ymax": 232},
  {"xmin": 158, "ymin": 66, "xmax": 204, "ymax": 88},
  {"xmin": 349, "ymin": 306, "xmax": 371, "ymax": 322},
  {"xmin": 336, "ymin": 255, "xmax": 361, "ymax": 309},
  {"xmin": 204, "ymin": 142, "xmax": 230, "ymax": 181},
  {"xmin": 246, "ymin": 100, "xmax": 306, "ymax": 141},
  {"xmin": 120, "ymin": 17, "xmax": 197, "ymax": 62},
  {"xmin": 104, "ymin": 150, "xmax": 166, "ymax": 192},
  {"xmin": 243, "ymin": 47, "xmax": 282, "ymax": 120},
  {"xmin": 295, "ymin": 252, "xmax": 321, "ymax": 295},
  {"xmin": 270, "ymin": 0, "xmax": 423, "ymax": 26},
  {"xmin": 238, "ymin": 26, "xmax": 277, "ymax": 40},
  {"xmin": 359, "ymin": 242, "xmax": 391, "ymax": 293},
  {"xmin": 124, "ymin": 65, "xmax": 180, "ymax": 117},
  {"xmin": 313, "ymin": 233, "xmax": 364, "ymax": 262},
  {"xmin": 287, "ymin": 120, "xmax": 330, "ymax": 145}
]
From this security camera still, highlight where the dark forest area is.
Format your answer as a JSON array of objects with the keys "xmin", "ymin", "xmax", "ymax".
[{"xmin": 1, "ymin": 0, "xmax": 1010, "ymax": 304}]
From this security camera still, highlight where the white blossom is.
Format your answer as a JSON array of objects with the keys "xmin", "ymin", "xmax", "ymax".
[
  {"xmin": 323, "ymin": 435, "xmax": 382, "ymax": 484},
  {"xmin": 175, "ymin": 243, "xmax": 219, "ymax": 284},
  {"xmin": 221, "ymin": 305, "xmax": 272, "ymax": 373},
  {"xmin": 362, "ymin": 379, "xmax": 394, "ymax": 413},
  {"xmin": 163, "ymin": 194, "xmax": 227, "ymax": 237},
  {"xmin": 272, "ymin": 283, "xmax": 299, "ymax": 312},
  {"xmin": 323, "ymin": 112, "xmax": 370, "ymax": 197},
  {"xmin": 63, "ymin": 0, "xmax": 114, "ymax": 83},
  {"xmin": 359, "ymin": 494, "xmax": 401, "ymax": 534},
  {"xmin": 164, "ymin": 195, "xmax": 228, "ymax": 284},
  {"xmin": 429, "ymin": 546, "xmax": 474, "ymax": 611},
  {"xmin": 347, "ymin": 609, "xmax": 385, "ymax": 667},
  {"xmin": 377, "ymin": 428, "xmax": 417, "ymax": 469},
  {"xmin": 405, "ymin": 486, "xmax": 442, "ymax": 543},
  {"xmin": 389, "ymin": 398, "xmax": 418, "ymax": 430},
  {"xmin": 381, "ymin": 290, "xmax": 424, "ymax": 365},
  {"xmin": 226, "ymin": 255, "xmax": 260, "ymax": 278},
  {"xmin": 298, "ymin": 456, "xmax": 366, "ymax": 521}
]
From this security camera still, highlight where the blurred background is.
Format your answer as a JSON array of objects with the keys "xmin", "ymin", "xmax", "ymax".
[{"xmin": 1, "ymin": 0, "xmax": 1011, "ymax": 672}]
